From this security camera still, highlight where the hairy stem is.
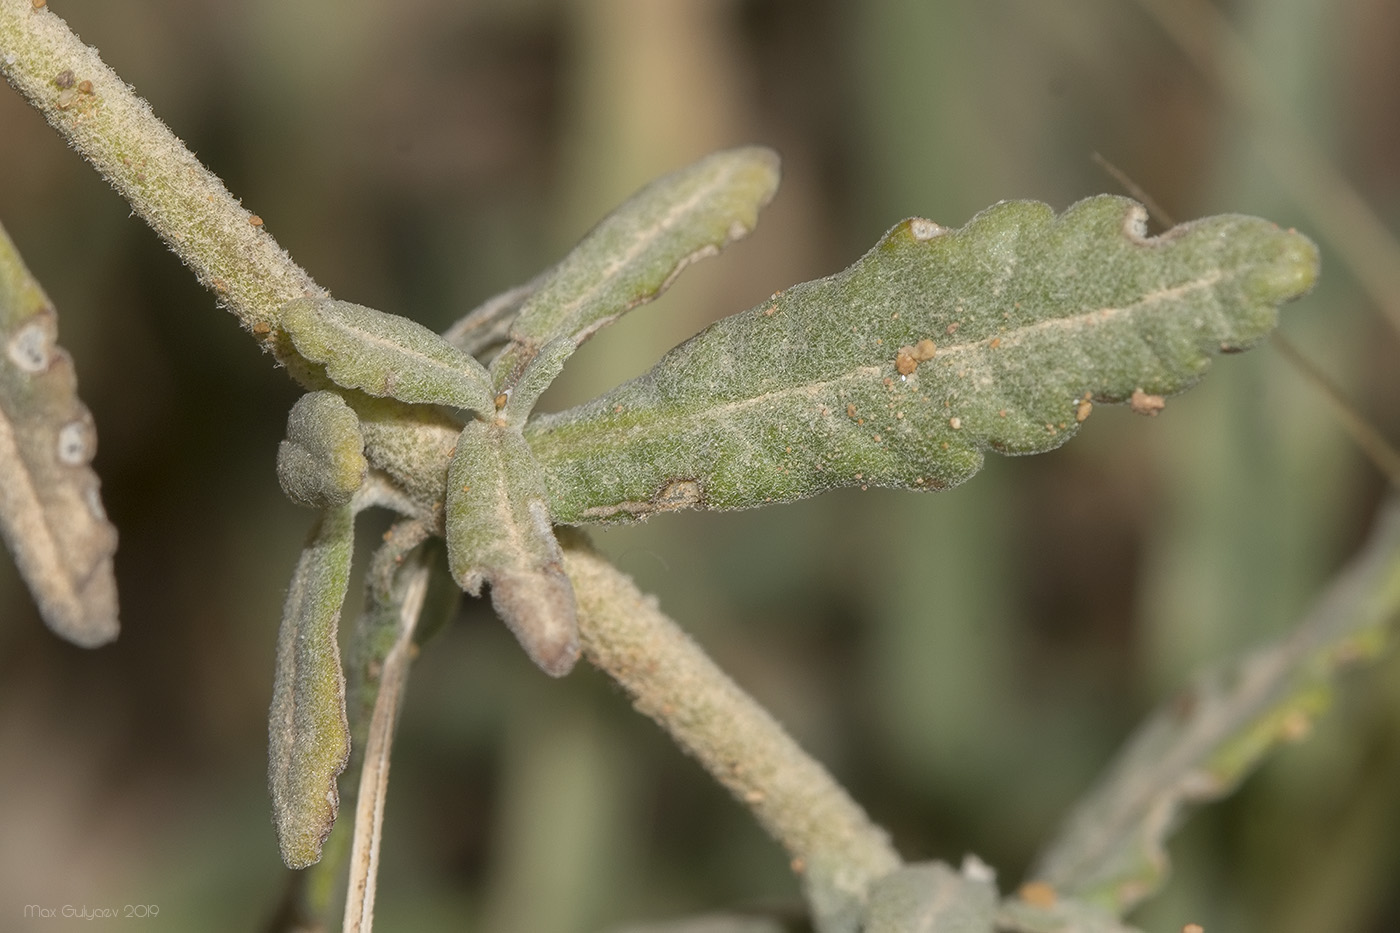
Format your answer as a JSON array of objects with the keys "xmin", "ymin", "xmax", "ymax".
[
  {"xmin": 564, "ymin": 541, "xmax": 902, "ymax": 916},
  {"xmin": 0, "ymin": 0, "xmax": 463, "ymax": 512},
  {"xmin": 0, "ymin": 0, "xmax": 322, "ymax": 340}
]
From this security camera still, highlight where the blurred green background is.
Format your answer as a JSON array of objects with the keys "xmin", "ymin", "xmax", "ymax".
[{"xmin": 2, "ymin": 0, "xmax": 1399, "ymax": 930}]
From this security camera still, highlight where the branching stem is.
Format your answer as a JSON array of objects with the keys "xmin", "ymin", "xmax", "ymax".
[{"xmin": 1, "ymin": 4, "xmax": 901, "ymax": 921}]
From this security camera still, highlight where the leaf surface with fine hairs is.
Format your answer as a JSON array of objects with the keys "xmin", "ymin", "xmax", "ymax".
[
  {"xmin": 525, "ymin": 197, "xmax": 1317, "ymax": 523},
  {"xmin": 269, "ymin": 506, "xmax": 355, "ymax": 869},
  {"xmin": 488, "ymin": 146, "xmax": 781, "ymax": 398},
  {"xmin": 280, "ymin": 298, "xmax": 495, "ymax": 413}
]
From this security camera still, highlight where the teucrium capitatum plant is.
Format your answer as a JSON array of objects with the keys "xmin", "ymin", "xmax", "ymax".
[{"xmin": 10, "ymin": 5, "xmax": 1396, "ymax": 933}]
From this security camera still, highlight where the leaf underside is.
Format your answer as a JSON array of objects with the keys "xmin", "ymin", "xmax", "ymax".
[
  {"xmin": 0, "ymin": 219, "xmax": 118, "ymax": 646},
  {"xmin": 269, "ymin": 506, "xmax": 355, "ymax": 869},
  {"xmin": 280, "ymin": 297, "xmax": 496, "ymax": 413},
  {"xmin": 488, "ymin": 146, "xmax": 781, "ymax": 394},
  {"xmin": 525, "ymin": 197, "xmax": 1318, "ymax": 524},
  {"xmin": 446, "ymin": 420, "xmax": 580, "ymax": 676},
  {"xmin": 1030, "ymin": 497, "xmax": 1400, "ymax": 915}
]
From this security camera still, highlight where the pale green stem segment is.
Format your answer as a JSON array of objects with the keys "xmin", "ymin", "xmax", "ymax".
[
  {"xmin": 448, "ymin": 420, "xmax": 579, "ymax": 676},
  {"xmin": 564, "ymin": 541, "xmax": 902, "ymax": 927},
  {"xmin": 280, "ymin": 299, "xmax": 496, "ymax": 414},
  {"xmin": 0, "ymin": 218, "xmax": 118, "ymax": 647},
  {"xmin": 527, "ymin": 198, "xmax": 1319, "ymax": 523},
  {"xmin": 488, "ymin": 146, "xmax": 781, "ymax": 389},
  {"xmin": 269, "ymin": 505, "xmax": 356, "ymax": 870},
  {"xmin": 1030, "ymin": 496, "xmax": 1400, "ymax": 915},
  {"xmin": 0, "ymin": 0, "xmax": 323, "ymax": 339},
  {"xmin": 277, "ymin": 391, "xmax": 368, "ymax": 510}
]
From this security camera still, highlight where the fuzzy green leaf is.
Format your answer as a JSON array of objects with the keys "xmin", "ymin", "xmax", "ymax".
[
  {"xmin": 526, "ymin": 197, "xmax": 1318, "ymax": 523},
  {"xmin": 280, "ymin": 297, "xmax": 495, "ymax": 413},
  {"xmin": 269, "ymin": 506, "xmax": 355, "ymax": 869},
  {"xmin": 489, "ymin": 146, "xmax": 781, "ymax": 398},
  {"xmin": 0, "ymin": 219, "xmax": 118, "ymax": 647},
  {"xmin": 863, "ymin": 862, "xmax": 998, "ymax": 933},
  {"xmin": 446, "ymin": 420, "xmax": 579, "ymax": 675},
  {"xmin": 1030, "ymin": 496, "xmax": 1400, "ymax": 915},
  {"xmin": 276, "ymin": 391, "xmax": 367, "ymax": 509}
]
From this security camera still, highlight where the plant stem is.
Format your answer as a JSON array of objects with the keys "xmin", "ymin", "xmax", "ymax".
[
  {"xmin": 3, "ymin": 6, "xmax": 903, "ymax": 920},
  {"xmin": 0, "ymin": 0, "xmax": 322, "ymax": 339},
  {"xmin": 564, "ymin": 541, "xmax": 902, "ymax": 918},
  {"xmin": 0, "ymin": 0, "xmax": 463, "ymax": 511}
]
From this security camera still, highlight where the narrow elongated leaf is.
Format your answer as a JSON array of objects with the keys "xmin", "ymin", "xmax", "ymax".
[
  {"xmin": 0, "ymin": 219, "xmax": 118, "ymax": 646},
  {"xmin": 269, "ymin": 506, "xmax": 355, "ymax": 869},
  {"xmin": 1030, "ymin": 496, "xmax": 1400, "ymax": 914},
  {"xmin": 489, "ymin": 146, "xmax": 781, "ymax": 396},
  {"xmin": 446, "ymin": 420, "xmax": 578, "ymax": 675},
  {"xmin": 863, "ymin": 862, "xmax": 997, "ymax": 933},
  {"xmin": 276, "ymin": 390, "xmax": 367, "ymax": 509},
  {"xmin": 280, "ymin": 298, "xmax": 495, "ymax": 413},
  {"xmin": 525, "ymin": 198, "xmax": 1318, "ymax": 523}
]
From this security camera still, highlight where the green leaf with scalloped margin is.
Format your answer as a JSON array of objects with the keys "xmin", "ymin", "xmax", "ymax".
[
  {"xmin": 269, "ymin": 505, "xmax": 355, "ymax": 869},
  {"xmin": 524, "ymin": 197, "xmax": 1318, "ymax": 523},
  {"xmin": 277, "ymin": 391, "xmax": 367, "ymax": 509},
  {"xmin": 488, "ymin": 146, "xmax": 781, "ymax": 399},
  {"xmin": 0, "ymin": 219, "xmax": 118, "ymax": 647},
  {"xmin": 863, "ymin": 861, "xmax": 997, "ymax": 933},
  {"xmin": 446, "ymin": 420, "xmax": 579, "ymax": 676},
  {"xmin": 1029, "ymin": 496, "xmax": 1400, "ymax": 916},
  {"xmin": 280, "ymin": 298, "xmax": 496, "ymax": 413}
]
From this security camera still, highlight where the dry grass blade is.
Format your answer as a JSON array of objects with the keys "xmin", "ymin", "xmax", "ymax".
[{"xmin": 342, "ymin": 560, "xmax": 430, "ymax": 933}]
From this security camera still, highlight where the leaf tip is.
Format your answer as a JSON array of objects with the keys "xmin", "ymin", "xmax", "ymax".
[
  {"xmin": 1248, "ymin": 227, "xmax": 1320, "ymax": 306},
  {"xmin": 489, "ymin": 567, "xmax": 581, "ymax": 677}
]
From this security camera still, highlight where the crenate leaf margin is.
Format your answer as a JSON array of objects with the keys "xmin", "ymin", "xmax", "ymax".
[
  {"xmin": 268, "ymin": 505, "xmax": 356, "ymax": 870},
  {"xmin": 525, "ymin": 197, "xmax": 1318, "ymax": 524},
  {"xmin": 279, "ymin": 297, "xmax": 496, "ymax": 413}
]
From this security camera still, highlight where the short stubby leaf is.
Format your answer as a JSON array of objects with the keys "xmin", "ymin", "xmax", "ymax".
[
  {"xmin": 0, "ymin": 220, "xmax": 118, "ymax": 647},
  {"xmin": 489, "ymin": 146, "xmax": 782, "ymax": 404},
  {"xmin": 277, "ymin": 391, "xmax": 367, "ymax": 508},
  {"xmin": 445, "ymin": 420, "xmax": 579, "ymax": 676},
  {"xmin": 268, "ymin": 506, "xmax": 355, "ymax": 869},
  {"xmin": 280, "ymin": 298, "xmax": 495, "ymax": 413},
  {"xmin": 526, "ymin": 197, "xmax": 1318, "ymax": 523}
]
